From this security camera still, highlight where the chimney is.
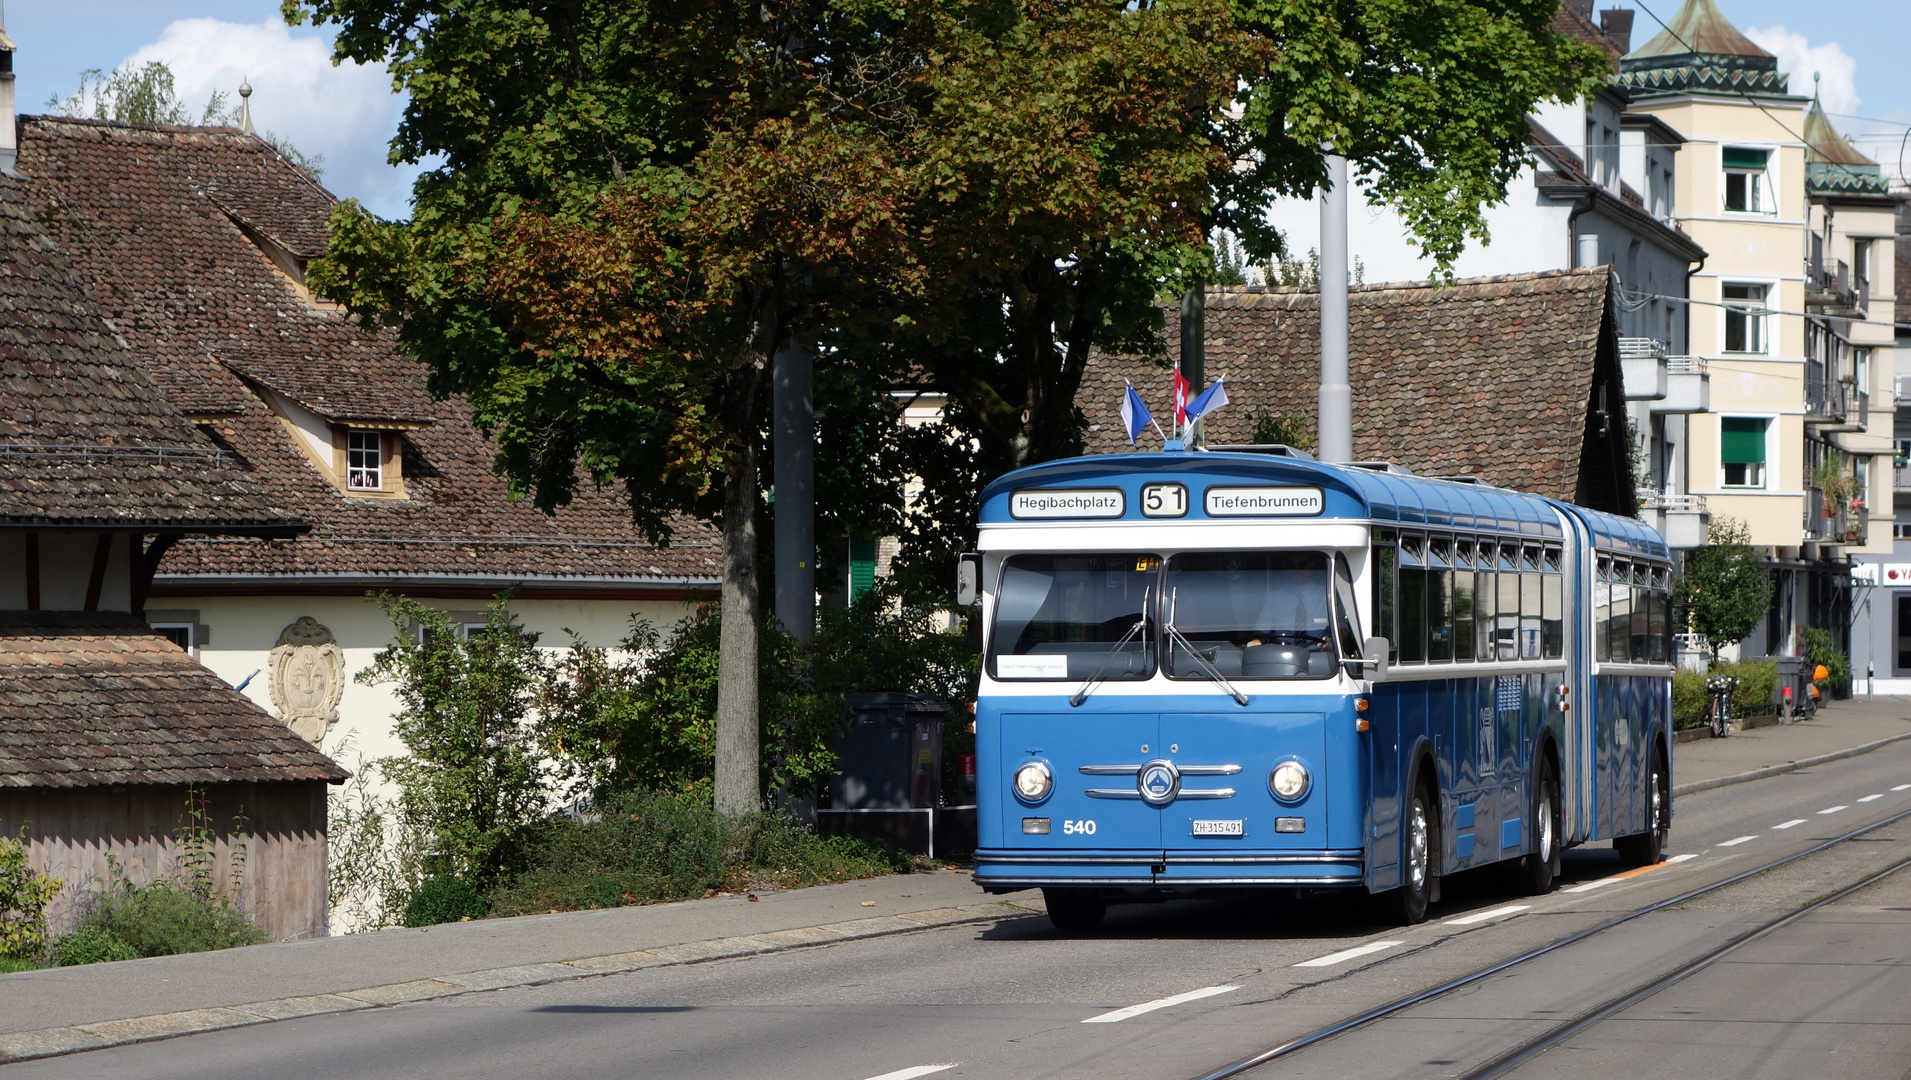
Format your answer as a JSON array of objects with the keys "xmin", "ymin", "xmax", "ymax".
[
  {"xmin": 1577, "ymin": 233, "xmax": 1602, "ymax": 269},
  {"xmin": 1565, "ymin": 0, "xmax": 1593, "ymax": 16},
  {"xmin": 1600, "ymin": 8, "xmax": 1635, "ymax": 54},
  {"xmin": 0, "ymin": 21, "xmax": 16, "ymax": 178}
]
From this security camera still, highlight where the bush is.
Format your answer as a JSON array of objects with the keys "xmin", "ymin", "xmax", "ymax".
[
  {"xmin": 485, "ymin": 787, "xmax": 912, "ymax": 917},
  {"xmin": 402, "ymin": 877, "xmax": 487, "ymax": 927},
  {"xmin": 1801, "ymin": 627, "xmax": 1850, "ymax": 689},
  {"xmin": 0, "ymin": 831, "xmax": 59, "ymax": 961},
  {"xmin": 1710, "ymin": 659, "xmax": 1778, "ymax": 717},
  {"xmin": 53, "ymin": 880, "xmax": 267, "ymax": 965},
  {"xmin": 1672, "ymin": 668, "xmax": 1709, "ymax": 729},
  {"xmin": 52, "ymin": 926, "xmax": 138, "ymax": 966}
]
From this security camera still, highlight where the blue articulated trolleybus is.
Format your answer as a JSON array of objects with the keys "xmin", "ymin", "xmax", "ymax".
[{"xmin": 966, "ymin": 450, "xmax": 1674, "ymax": 929}]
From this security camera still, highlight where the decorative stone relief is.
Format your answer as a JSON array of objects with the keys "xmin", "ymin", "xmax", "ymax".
[{"xmin": 268, "ymin": 617, "xmax": 344, "ymax": 744}]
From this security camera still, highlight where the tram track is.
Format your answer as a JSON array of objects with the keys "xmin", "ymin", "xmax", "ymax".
[{"xmin": 1186, "ymin": 803, "xmax": 1911, "ymax": 1080}]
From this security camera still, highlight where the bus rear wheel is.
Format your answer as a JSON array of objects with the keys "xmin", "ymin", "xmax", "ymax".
[
  {"xmin": 1521, "ymin": 762, "xmax": 1562, "ymax": 895},
  {"xmin": 1042, "ymin": 888, "xmax": 1106, "ymax": 931},
  {"xmin": 1391, "ymin": 777, "xmax": 1437, "ymax": 925},
  {"xmin": 1615, "ymin": 745, "xmax": 1670, "ymax": 867}
]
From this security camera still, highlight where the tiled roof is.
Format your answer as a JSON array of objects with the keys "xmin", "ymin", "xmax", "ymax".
[
  {"xmin": 0, "ymin": 165, "xmax": 297, "ymax": 531},
  {"xmin": 1802, "ymin": 93, "xmax": 1890, "ymax": 197},
  {"xmin": 1617, "ymin": 0, "xmax": 1788, "ymax": 97},
  {"xmin": 1080, "ymin": 269, "xmax": 1633, "ymax": 512},
  {"xmin": 0, "ymin": 611, "xmax": 348, "ymax": 788},
  {"xmin": 19, "ymin": 118, "xmax": 720, "ymax": 587}
]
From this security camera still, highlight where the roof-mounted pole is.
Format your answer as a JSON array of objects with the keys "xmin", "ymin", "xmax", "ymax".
[
  {"xmin": 1317, "ymin": 151, "xmax": 1352, "ymax": 463},
  {"xmin": 0, "ymin": 15, "xmax": 18, "ymax": 179},
  {"xmin": 238, "ymin": 79, "xmax": 255, "ymax": 135}
]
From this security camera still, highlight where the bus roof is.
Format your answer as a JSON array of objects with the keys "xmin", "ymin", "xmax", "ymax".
[{"xmin": 978, "ymin": 451, "xmax": 1669, "ymax": 561}]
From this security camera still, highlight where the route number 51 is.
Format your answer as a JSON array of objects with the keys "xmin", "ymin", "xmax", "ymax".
[{"xmin": 1140, "ymin": 482, "xmax": 1188, "ymax": 518}]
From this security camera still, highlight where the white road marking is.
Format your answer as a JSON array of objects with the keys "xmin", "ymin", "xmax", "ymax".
[
  {"xmin": 1773, "ymin": 819, "xmax": 1807, "ymax": 830},
  {"xmin": 1444, "ymin": 904, "xmax": 1531, "ymax": 926},
  {"xmin": 861, "ymin": 1066, "xmax": 959, "ymax": 1080},
  {"xmin": 1295, "ymin": 941, "xmax": 1404, "ymax": 968},
  {"xmin": 1666, "ymin": 853, "xmax": 1699, "ymax": 864},
  {"xmin": 1717, "ymin": 836, "xmax": 1758, "ymax": 847},
  {"xmin": 1082, "ymin": 985, "xmax": 1238, "ymax": 1023},
  {"xmin": 1564, "ymin": 876, "xmax": 1621, "ymax": 894},
  {"xmin": 1859, "ymin": 794, "xmax": 1884, "ymax": 803},
  {"xmin": 1895, "ymin": 785, "xmax": 1911, "ymax": 792},
  {"xmin": 1819, "ymin": 805, "xmax": 1849, "ymax": 815}
]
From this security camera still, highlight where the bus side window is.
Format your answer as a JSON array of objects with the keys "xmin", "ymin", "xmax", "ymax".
[
  {"xmin": 1608, "ymin": 569, "xmax": 1631, "ymax": 662},
  {"xmin": 1373, "ymin": 533, "xmax": 1398, "ymax": 663},
  {"xmin": 1399, "ymin": 537, "xmax": 1426, "ymax": 664},
  {"xmin": 1496, "ymin": 568, "xmax": 1520, "ymax": 661},
  {"xmin": 1542, "ymin": 570, "xmax": 1563, "ymax": 659},
  {"xmin": 1454, "ymin": 565, "xmax": 1476, "ymax": 662},
  {"xmin": 1428, "ymin": 539, "xmax": 1453, "ymax": 663},
  {"xmin": 1594, "ymin": 559, "xmax": 1613, "ymax": 663},
  {"xmin": 1333, "ymin": 552, "xmax": 1363, "ymax": 658},
  {"xmin": 1520, "ymin": 570, "xmax": 1542, "ymax": 660},
  {"xmin": 1475, "ymin": 567, "xmax": 1493, "ymax": 660}
]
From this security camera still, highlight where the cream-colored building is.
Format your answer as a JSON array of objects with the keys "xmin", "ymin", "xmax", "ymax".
[{"xmin": 1617, "ymin": 0, "xmax": 1898, "ymax": 663}]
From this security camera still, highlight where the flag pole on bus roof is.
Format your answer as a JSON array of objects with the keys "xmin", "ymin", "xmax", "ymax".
[{"xmin": 1317, "ymin": 151, "xmax": 1352, "ymax": 464}]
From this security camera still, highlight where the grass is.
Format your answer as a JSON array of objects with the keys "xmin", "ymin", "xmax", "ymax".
[
  {"xmin": 52, "ymin": 880, "xmax": 268, "ymax": 966},
  {"xmin": 483, "ymin": 788, "xmax": 913, "ymax": 918},
  {"xmin": 0, "ymin": 955, "xmax": 41, "ymax": 973}
]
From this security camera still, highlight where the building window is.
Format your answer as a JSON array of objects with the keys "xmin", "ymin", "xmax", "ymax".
[
  {"xmin": 152, "ymin": 624, "xmax": 194, "ymax": 653},
  {"xmin": 1854, "ymin": 240, "xmax": 1872, "ymax": 297},
  {"xmin": 347, "ymin": 431, "xmax": 383, "ymax": 490},
  {"xmin": 1722, "ymin": 283, "xmax": 1766, "ymax": 353},
  {"xmin": 1854, "ymin": 348, "xmax": 1871, "ymax": 398},
  {"xmin": 1721, "ymin": 417, "xmax": 1767, "ymax": 488},
  {"xmin": 1722, "ymin": 147, "xmax": 1768, "ymax": 212}
]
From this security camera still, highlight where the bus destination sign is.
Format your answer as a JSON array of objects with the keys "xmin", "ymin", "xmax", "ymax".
[
  {"xmin": 1204, "ymin": 486, "xmax": 1324, "ymax": 517},
  {"xmin": 1009, "ymin": 488, "xmax": 1126, "ymax": 519}
]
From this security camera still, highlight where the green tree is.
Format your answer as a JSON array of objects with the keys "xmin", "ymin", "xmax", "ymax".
[
  {"xmin": 50, "ymin": 61, "xmax": 325, "ymax": 178},
  {"xmin": 1674, "ymin": 516, "xmax": 1773, "ymax": 662},
  {"xmin": 358, "ymin": 594, "xmax": 552, "ymax": 884}
]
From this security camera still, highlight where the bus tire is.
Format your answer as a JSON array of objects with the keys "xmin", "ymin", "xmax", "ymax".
[
  {"xmin": 1392, "ymin": 775, "xmax": 1437, "ymax": 925},
  {"xmin": 1522, "ymin": 761, "xmax": 1562, "ymax": 895},
  {"xmin": 1042, "ymin": 888, "xmax": 1106, "ymax": 931},
  {"xmin": 1615, "ymin": 744, "xmax": 1670, "ymax": 867}
]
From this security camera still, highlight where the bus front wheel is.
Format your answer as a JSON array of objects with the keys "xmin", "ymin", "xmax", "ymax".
[
  {"xmin": 1042, "ymin": 888, "xmax": 1106, "ymax": 931},
  {"xmin": 1391, "ymin": 777, "xmax": 1437, "ymax": 925}
]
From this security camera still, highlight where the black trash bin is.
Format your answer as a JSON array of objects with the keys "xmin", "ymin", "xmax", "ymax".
[{"xmin": 817, "ymin": 693, "xmax": 961, "ymax": 857}]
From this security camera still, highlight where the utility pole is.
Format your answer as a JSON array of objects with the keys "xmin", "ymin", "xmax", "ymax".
[
  {"xmin": 1318, "ymin": 152, "xmax": 1352, "ymax": 463},
  {"xmin": 772, "ymin": 338, "xmax": 814, "ymax": 639}
]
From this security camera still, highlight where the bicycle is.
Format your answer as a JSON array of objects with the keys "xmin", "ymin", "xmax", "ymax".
[{"xmin": 1706, "ymin": 675, "xmax": 1739, "ymax": 738}]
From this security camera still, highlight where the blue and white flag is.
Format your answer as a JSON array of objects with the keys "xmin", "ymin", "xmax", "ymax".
[
  {"xmin": 1184, "ymin": 378, "xmax": 1230, "ymax": 422},
  {"xmin": 1120, "ymin": 381, "xmax": 1153, "ymax": 445}
]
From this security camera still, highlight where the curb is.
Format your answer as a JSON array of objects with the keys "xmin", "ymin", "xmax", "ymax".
[
  {"xmin": 0, "ymin": 899, "xmax": 1047, "ymax": 1065},
  {"xmin": 1673, "ymin": 729, "xmax": 1911, "ymax": 798}
]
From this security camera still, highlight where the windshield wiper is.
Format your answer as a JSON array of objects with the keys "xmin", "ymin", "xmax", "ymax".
[
  {"xmin": 1070, "ymin": 584, "xmax": 1150, "ymax": 707},
  {"xmin": 1167, "ymin": 587, "xmax": 1249, "ymax": 707}
]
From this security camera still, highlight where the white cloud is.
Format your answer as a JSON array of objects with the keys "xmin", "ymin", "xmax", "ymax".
[
  {"xmin": 124, "ymin": 18, "xmax": 423, "ymax": 218},
  {"xmin": 1743, "ymin": 26, "xmax": 1860, "ymax": 114}
]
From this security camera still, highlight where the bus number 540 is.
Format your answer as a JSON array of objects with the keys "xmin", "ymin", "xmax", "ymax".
[{"xmin": 1063, "ymin": 819, "xmax": 1097, "ymax": 835}]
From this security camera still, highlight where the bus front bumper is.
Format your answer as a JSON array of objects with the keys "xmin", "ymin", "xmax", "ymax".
[{"xmin": 973, "ymin": 849, "xmax": 1366, "ymax": 891}]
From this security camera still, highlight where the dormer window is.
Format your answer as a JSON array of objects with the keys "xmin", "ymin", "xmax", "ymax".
[{"xmin": 348, "ymin": 431, "xmax": 384, "ymax": 490}]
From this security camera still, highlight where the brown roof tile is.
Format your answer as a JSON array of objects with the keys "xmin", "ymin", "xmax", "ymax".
[
  {"xmin": 19, "ymin": 118, "xmax": 719, "ymax": 586},
  {"xmin": 1082, "ymin": 269, "xmax": 1626, "ymax": 508},
  {"xmin": 0, "ymin": 611, "xmax": 348, "ymax": 788}
]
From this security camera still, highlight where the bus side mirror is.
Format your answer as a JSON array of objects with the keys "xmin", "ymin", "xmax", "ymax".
[
  {"xmin": 956, "ymin": 553, "xmax": 981, "ymax": 607},
  {"xmin": 1348, "ymin": 637, "xmax": 1389, "ymax": 679}
]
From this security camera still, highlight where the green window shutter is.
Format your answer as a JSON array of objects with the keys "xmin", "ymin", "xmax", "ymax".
[
  {"xmin": 1721, "ymin": 418, "xmax": 1767, "ymax": 464},
  {"xmin": 848, "ymin": 537, "xmax": 877, "ymax": 603},
  {"xmin": 1722, "ymin": 147, "xmax": 1768, "ymax": 170}
]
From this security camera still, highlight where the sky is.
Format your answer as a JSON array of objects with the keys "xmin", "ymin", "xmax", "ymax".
[{"xmin": 8, "ymin": 0, "xmax": 1911, "ymax": 221}]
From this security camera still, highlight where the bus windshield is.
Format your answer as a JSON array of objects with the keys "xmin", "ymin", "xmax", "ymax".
[
  {"xmin": 989, "ymin": 554, "xmax": 1158, "ymax": 681},
  {"xmin": 1165, "ymin": 551, "xmax": 1337, "ymax": 680}
]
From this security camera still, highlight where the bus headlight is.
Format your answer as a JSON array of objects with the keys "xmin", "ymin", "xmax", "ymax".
[
  {"xmin": 1269, "ymin": 760, "xmax": 1311, "ymax": 803},
  {"xmin": 1013, "ymin": 761, "xmax": 1054, "ymax": 804}
]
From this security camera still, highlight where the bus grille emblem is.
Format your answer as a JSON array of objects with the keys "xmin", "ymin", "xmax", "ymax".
[{"xmin": 1138, "ymin": 760, "xmax": 1181, "ymax": 807}]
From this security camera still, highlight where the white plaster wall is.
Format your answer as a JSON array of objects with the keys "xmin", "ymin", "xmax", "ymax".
[
  {"xmin": 172, "ymin": 593, "xmax": 704, "ymax": 778},
  {"xmin": 1261, "ymin": 161, "xmax": 1573, "ymax": 286}
]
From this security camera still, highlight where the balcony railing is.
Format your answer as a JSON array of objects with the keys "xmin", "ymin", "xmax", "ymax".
[
  {"xmin": 1665, "ymin": 355, "xmax": 1707, "ymax": 374},
  {"xmin": 1896, "ymin": 463, "xmax": 1911, "ymax": 492},
  {"xmin": 1618, "ymin": 338, "xmax": 1667, "ymax": 401},
  {"xmin": 1639, "ymin": 491, "xmax": 1708, "ymax": 512},
  {"xmin": 1806, "ymin": 254, "xmax": 1867, "ymax": 316},
  {"xmin": 1805, "ymin": 362, "xmax": 1849, "ymax": 424}
]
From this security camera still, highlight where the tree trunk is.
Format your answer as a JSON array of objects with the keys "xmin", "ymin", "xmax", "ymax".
[{"xmin": 713, "ymin": 287, "xmax": 776, "ymax": 818}]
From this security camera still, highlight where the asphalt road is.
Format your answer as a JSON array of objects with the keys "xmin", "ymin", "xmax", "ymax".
[{"xmin": 12, "ymin": 741, "xmax": 1911, "ymax": 1080}]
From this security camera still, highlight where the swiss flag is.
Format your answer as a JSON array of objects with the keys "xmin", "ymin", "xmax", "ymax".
[{"xmin": 1172, "ymin": 367, "xmax": 1191, "ymax": 431}]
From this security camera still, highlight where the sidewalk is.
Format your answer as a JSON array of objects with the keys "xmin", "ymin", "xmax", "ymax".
[
  {"xmin": 1671, "ymin": 695, "xmax": 1911, "ymax": 794},
  {"xmin": 4, "ymin": 697, "xmax": 1909, "ymax": 1064}
]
